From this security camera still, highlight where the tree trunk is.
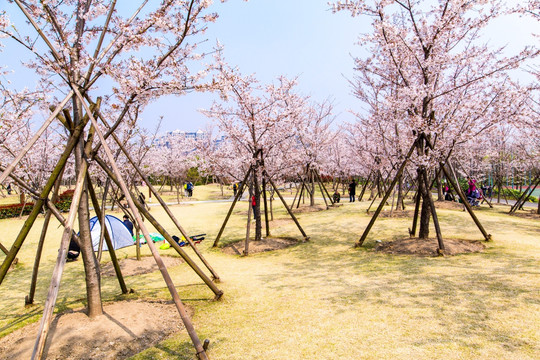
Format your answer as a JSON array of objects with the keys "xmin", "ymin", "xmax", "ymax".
[
  {"xmin": 252, "ymin": 170, "xmax": 262, "ymax": 241},
  {"xmin": 418, "ymin": 169, "xmax": 431, "ymax": 239},
  {"xmin": 74, "ymin": 99, "xmax": 103, "ymax": 318},
  {"xmin": 396, "ymin": 175, "xmax": 404, "ymax": 211},
  {"xmin": 309, "ymin": 171, "xmax": 315, "ymax": 207},
  {"xmin": 436, "ymin": 171, "xmax": 444, "ymax": 201}
]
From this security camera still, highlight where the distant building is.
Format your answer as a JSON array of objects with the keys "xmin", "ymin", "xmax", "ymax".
[{"xmin": 153, "ymin": 129, "xmax": 225, "ymax": 148}]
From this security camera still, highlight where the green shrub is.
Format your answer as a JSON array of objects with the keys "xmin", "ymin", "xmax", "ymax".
[{"xmin": 54, "ymin": 189, "xmax": 74, "ymax": 211}]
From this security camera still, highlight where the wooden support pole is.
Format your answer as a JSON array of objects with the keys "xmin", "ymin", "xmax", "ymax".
[
  {"xmin": 31, "ymin": 144, "xmax": 89, "ymax": 360},
  {"xmin": 509, "ymin": 175, "xmax": 539, "ymax": 214},
  {"xmin": 315, "ymin": 170, "xmax": 330, "ymax": 209},
  {"xmin": 213, "ymin": 167, "xmax": 252, "ymax": 247},
  {"xmin": 420, "ymin": 169, "xmax": 445, "ymax": 253},
  {"xmin": 409, "ymin": 189, "xmax": 421, "ymax": 237},
  {"xmin": 0, "ymin": 166, "xmax": 80, "ymax": 245},
  {"xmin": 95, "ymin": 117, "xmax": 220, "ymax": 281},
  {"xmin": 0, "ymin": 123, "xmax": 87, "ymax": 285},
  {"xmin": 0, "ymin": 242, "xmax": 8, "ymax": 255},
  {"xmin": 296, "ymin": 180, "xmax": 306, "ymax": 209},
  {"xmin": 290, "ymin": 178, "xmax": 302, "ymax": 208},
  {"xmin": 94, "ymin": 156, "xmax": 223, "ymax": 298},
  {"xmin": 264, "ymin": 171, "xmax": 309, "ymax": 241},
  {"xmin": 442, "ymin": 163, "xmax": 491, "ymax": 241},
  {"xmin": 73, "ymin": 90, "xmax": 209, "ymax": 360},
  {"xmin": 0, "ymin": 92, "xmax": 73, "ymax": 185},
  {"xmin": 87, "ymin": 178, "xmax": 129, "ymax": 294},
  {"xmin": 26, "ymin": 173, "xmax": 64, "ymax": 305},
  {"xmin": 356, "ymin": 140, "xmax": 417, "ymax": 247},
  {"xmin": 358, "ymin": 173, "xmax": 372, "ymax": 202},
  {"xmin": 261, "ymin": 178, "xmax": 270, "ymax": 237},
  {"xmin": 315, "ymin": 169, "xmax": 334, "ymax": 205},
  {"xmin": 244, "ymin": 195, "xmax": 253, "ymax": 256}
]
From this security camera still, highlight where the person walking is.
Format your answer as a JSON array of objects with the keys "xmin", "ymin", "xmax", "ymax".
[{"xmin": 348, "ymin": 179, "xmax": 357, "ymax": 202}]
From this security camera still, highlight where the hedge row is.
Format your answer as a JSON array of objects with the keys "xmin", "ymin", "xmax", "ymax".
[
  {"xmin": 0, "ymin": 202, "xmax": 36, "ymax": 219},
  {"xmin": 0, "ymin": 189, "xmax": 75, "ymax": 219},
  {"xmin": 493, "ymin": 188, "xmax": 538, "ymax": 203}
]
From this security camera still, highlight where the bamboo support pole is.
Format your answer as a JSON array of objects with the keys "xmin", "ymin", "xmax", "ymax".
[
  {"xmin": 94, "ymin": 156, "xmax": 223, "ymax": 298},
  {"xmin": 509, "ymin": 175, "xmax": 539, "ymax": 214},
  {"xmin": 105, "ymin": 128, "xmax": 220, "ymax": 280},
  {"xmin": 73, "ymin": 90, "xmax": 209, "ymax": 359},
  {"xmin": 244, "ymin": 195, "xmax": 253, "ymax": 256},
  {"xmin": 0, "ymin": 92, "xmax": 73, "ymax": 185},
  {"xmin": 87, "ymin": 178, "xmax": 129, "ymax": 294},
  {"xmin": 26, "ymin": 173, "xmax": 64, "ymax": 305},
  {"xmin": 315, "ymin": 169, "xmax": 334, "ymax": 205},
  {"xmin": 264, "ymin": 171, "xmax": 309, "ymax": 240},
  {"xmin": 213, "ymin": 167, "xmax": 252, "ymax": 247},
  {"xmin": 358, "ymin": 173, "xmax": 372, "ymax": 201},
  {"xmin": 262, "ymin": 177, "xmax": 270, "ymax": 237},
  {"xmin": 443, "ymin": 163, "xmax": 491, "ymax": 241},
  {"xmin": 409, "ymin": 189, "xmax": 421, "ymax": 237},
  {"xmin": 420, "ymin": 169, "xmax": 445, "ymax": 253},
  {"xmin": 356, "ymin": 140, "xmax": 417, "ymax": 247},
  {"xmin": 31, "ymin": 144, "xmax": 89, "ymax": 360},
  {"xmin": 0, "ymin": 123, "xmax": 88, "ymax": 285},
  {"xmin": 88, "ymin": 100, "xmax": 221, "ymax": 280}
]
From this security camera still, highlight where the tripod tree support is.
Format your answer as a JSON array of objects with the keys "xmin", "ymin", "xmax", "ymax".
[
  {"xmin": 356, "ymin": 140, "xmax": 417, "ymax": 247},
  {"xmin": 94, "ymin": 156, "xmax": 223, "ymax": 299},
  {"xmin": 442, "ymin": 163, "xmax": 491, "ymax": 241},
  {"xmin": 75, "ymin": 90, "xmax": 210, "ymax": 360},
  {"xmin": 264, "ymin": 171, "xmax": 309, "ymax": 241},
  {"xmin": 213, "ymin": 166, "xmax": 252, "ymax": 247},
  {"xmin": 0, "ymin": 121, "xmax": 89, "ymax": 285},
  {"xmin": 99, "ymin": 117, "xmax": 221, "ymax": 281}
]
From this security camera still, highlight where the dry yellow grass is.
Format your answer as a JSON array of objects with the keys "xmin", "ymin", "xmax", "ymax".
[{"xmin": 0, "ymin": 187, "xmax": 539, "ymax": 359}]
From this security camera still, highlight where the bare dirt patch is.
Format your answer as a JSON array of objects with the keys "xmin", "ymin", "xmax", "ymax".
[
  {"xmin": 101, "ymin": 255, "xmax": 182, "ymax": 277},
  {"xmin": 0, "ymin": 300, "xmax": 189, "ymax": 360},
  {"xmin": 222, "ymin": 236, "xmax": 300, "ymax": 255},
  {"xmin": 375, "ymin": 237, "xmax": 485, "ymax": 256}
]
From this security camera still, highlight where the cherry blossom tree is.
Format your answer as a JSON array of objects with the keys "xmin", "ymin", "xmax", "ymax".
[
  {"xmin": 333, "ymin": 0, "xmax": 537, "ymax": 249},
  {"xmin": 1, "ymin": 1, "xmax": 230, "ymax": 357},
  {"xmin": 203, "ymin": 64, "xmax": 304, "ymax": 241}
]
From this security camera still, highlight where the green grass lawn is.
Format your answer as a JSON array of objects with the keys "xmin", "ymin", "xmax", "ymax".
[{"xmin": 0, "ymin": 185, "xmax": 539, "ymax": 359}]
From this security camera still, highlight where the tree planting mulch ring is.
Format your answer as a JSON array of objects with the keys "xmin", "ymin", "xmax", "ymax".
[
  {"xmin": 292, "ymin": 204, "xmax": 327, "ymax": 213},
  {"xmin": 509, "ymin": 209, "xmax": 540, "ymax": 220},
  {"xmin": 222, "ymin": 236, "xmax": 300, "ymax": 255},
  {"xmin": 433, "ymin": 200, "xmax": 465, "ymax": 211},
  {"xmin": 100, "ymin": 255, "xmax": 182, "ymax": 277},
  {"xmin": 377, "ymin": 210, "xmax": 413, "ymax": 218},
  {"xmin": 375, "ymin": 237, "xmax": 485, "ymax": 256},
  {"xmin": 0, "ymin": 300, "xmax": 189, "ymax": 360}
]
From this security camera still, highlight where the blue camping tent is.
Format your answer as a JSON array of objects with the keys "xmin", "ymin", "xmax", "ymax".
[{"xmin": 90, "ymin": 215, "xmax": 134, "ymax": 251}]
